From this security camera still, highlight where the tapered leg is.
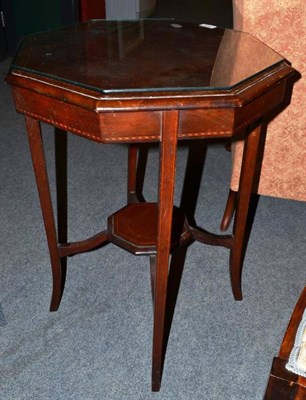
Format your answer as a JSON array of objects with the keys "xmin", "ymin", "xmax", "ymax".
[
  {"xmin": 151, "ymin": 246, "xmax": 188, "ymax": 386},
  {"xmin": 127, "ymin": 144, "xmax": 148, "ymax": 203},
  {"xmin": 163, "ymin": 243, "xmax": 188, "ymax": 351},
  {"xmin": 25, "ymin": 117, "xmax": 62, "ymax": 311},
  {"xmin": 55, "ymin": 128, "xmax": 68, "ymax": 297},
  {"xmin": 230, "ymin": 123, "xmax": 263, "ymax": 300},
  {"xmin": 220, "ymin": 189, "xmax": 237, "ymax": 232},
  {"xmin": 152, "ymin": 111, "xmax": 178, "ymax": 392},
  {"xmin": 127, "ymin": 144, "xmax": 138, "ymax": 203},
  {"xmin": 180, "ymin": 141, "xmax": 207, "ymax": 226},
  {"xmin": 149, "ymin": 255, "xmax": 156, "ymax": 305}
]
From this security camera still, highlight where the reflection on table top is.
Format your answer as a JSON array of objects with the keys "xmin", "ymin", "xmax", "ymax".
[{"xmin": 11, "ymin": 19, "xmax": 284, "ymax": 94}]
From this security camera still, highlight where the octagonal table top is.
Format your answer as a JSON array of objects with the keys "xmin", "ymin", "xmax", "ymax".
[{"xmin": 9, "ymin": 19, "xmax": 286, "ymax": 95}]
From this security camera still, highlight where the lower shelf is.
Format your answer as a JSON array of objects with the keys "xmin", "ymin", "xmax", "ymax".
[{"xmin": 108, "ymin": 202, "xmax": 192, "ymax": 255}]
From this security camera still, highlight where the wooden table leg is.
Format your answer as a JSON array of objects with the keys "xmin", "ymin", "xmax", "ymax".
[
  {"xmin": 220, "ymin": 189, "xmax": 237, "ymax": 232},
  {"xmin": 25, "ymin": 117, "xmax": 63, "ymax": 311},
  {"xmin": 151, "ymin": 110, "xmax": 178, "ymax": 391},
  {"xmin": 55, "ymin": 128, "xmax": 68, "ymax": 302},
  {"xmin": 180, "ymin": 140, "xmax": 207, "ymax": 226},
  {"xmin": 230, "ymin": 123, "xmax": 263, "ymax": 300},
  {"xmin": 127, "ymin": 144, "xmax": 148, "ymax": 203},
  {"xmin": 127, "ymin": 144, "xmax": 138, "ymax": 203},
  {"xmin": 264, "ymin": 287, "xmax": 306, "ymax": 399}
]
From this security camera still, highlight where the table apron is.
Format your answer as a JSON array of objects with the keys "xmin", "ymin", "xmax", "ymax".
[{"xmin": 11, "ymin": 81, "xmax": 286, "ymax": 143}]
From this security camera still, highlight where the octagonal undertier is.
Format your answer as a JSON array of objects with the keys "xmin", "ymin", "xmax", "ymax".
[{"xmin": 108, "ymin": 202, "xmax": 192, "ymax": 255}]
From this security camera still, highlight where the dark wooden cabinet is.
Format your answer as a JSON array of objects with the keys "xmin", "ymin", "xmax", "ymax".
[
  {"xmin": 0, "ymin": 8, "xmax": 7, "ymax": 60},
  {"xmin": 79, "ymin": 0, "xmax": 105, "ymax": 22},
  {"xmin": 1, "ymin": 0, "xmax": 78, "ymax": 56},
  {"xmin": 153, "ymin": 0, "xmax": 233, "ymax": 28}
]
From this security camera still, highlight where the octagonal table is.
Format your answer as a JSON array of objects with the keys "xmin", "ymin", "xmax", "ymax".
[{"xmin": 6, "ymin": 20, "xmax": 294, "ymax": 391}]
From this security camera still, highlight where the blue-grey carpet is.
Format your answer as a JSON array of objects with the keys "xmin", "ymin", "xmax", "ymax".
[{"xmin": 0, "ymin": 58, "xmax": 305, "ymax": 400}]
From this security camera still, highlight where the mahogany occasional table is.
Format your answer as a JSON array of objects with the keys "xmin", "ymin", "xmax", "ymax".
[
  {"xmin": 264, "ymin": 287, "xmax": 306, "ymax": 399},
  {"xmin": 6, "ymin": 20, "xmax": 294, "ymax": 391}
]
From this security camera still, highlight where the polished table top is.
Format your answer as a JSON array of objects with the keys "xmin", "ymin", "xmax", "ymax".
[{"xmin": 11, "ymin": 19, "xmax": 284, "ymax": 94}]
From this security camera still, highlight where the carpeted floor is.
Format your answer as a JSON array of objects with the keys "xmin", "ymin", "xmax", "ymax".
[{"xmin": 0, "ymin": 55, "xmax": 305, "ymax": 400}]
